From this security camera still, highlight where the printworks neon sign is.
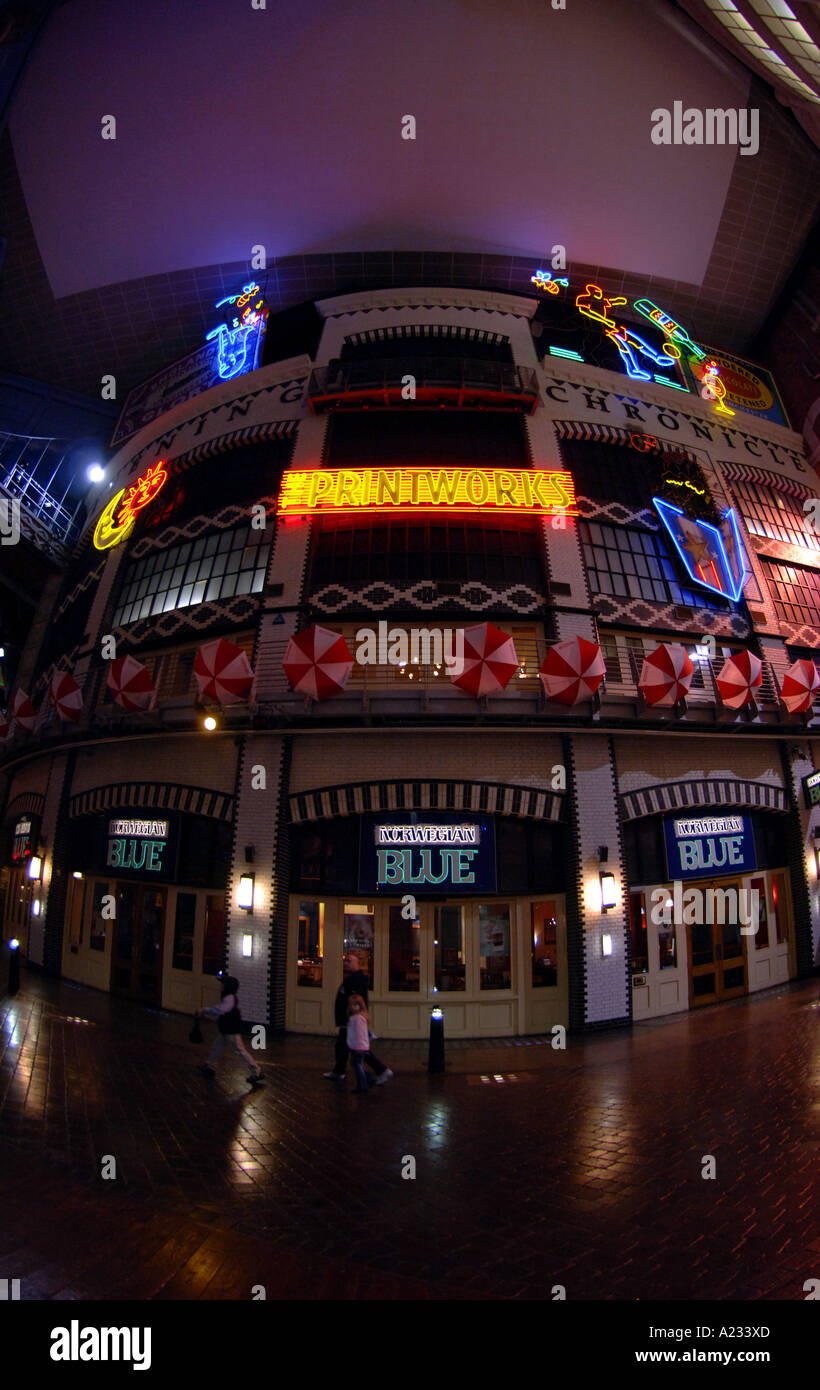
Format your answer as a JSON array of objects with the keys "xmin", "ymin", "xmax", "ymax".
[{"xmin": 277, "ymin": 467, "xmax": 577, "ymax": 517}]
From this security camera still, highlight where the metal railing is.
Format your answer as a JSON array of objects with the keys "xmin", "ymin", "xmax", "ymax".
[{"xmin": 0, "ymin": 432, "xmax": 82, "ymax": 545}]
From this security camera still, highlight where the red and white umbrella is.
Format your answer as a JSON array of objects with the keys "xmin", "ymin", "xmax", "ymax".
[
  {"xmin": 106, "ymin": 655, "xmax": 156, "ymax": 712},
  {"xmin": 716, "ymin": 651, "xmax": 762, "ymax": 709},
  {"xmin": 539, "ymin": 636, "xmax": 606, "ymax": 706},
  {"xmin": 10, "ymin": 688, "xmax": 36, "ymax": 731},
  {"xmin": 450, "ymin": 623, "xmax": 519, "ymax": 697},
  {"xmin": 638, "ymin": 644, "xmax": 694, "ymax": 707},
  {"xmin": 49, "ymin": 670, "xmax": 83, "ymax": 722},
  {"xmin": 283, "ymin": 624, "xmax": 354, "ymax": 701},
  {"xmin": 780, "ymin": 658, "xmax": 820, "ymax": 715},
  {"xmin": 194, "ymin": 638, "xmax": 254, "ymax": 706}
]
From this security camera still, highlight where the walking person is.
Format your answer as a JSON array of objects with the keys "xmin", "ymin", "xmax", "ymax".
[
  {"xmin": 347, "ymin": 995, "xmax": 374, "ymax": 1093},
  {"xmin": 196, "ymin": 974, "xmax": 264, "ymax": 1087},
  {"xmin": 323, "ymin": 951, "xmax": 392, "ymax": 1086}
]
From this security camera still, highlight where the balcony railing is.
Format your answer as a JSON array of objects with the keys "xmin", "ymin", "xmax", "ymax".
[{"xmin": 307, "ymin": 357, "xmax": 540, "ymax": 414}]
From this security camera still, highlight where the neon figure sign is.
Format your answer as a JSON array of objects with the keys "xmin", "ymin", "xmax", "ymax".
[
  {"xmin": 93, "ymin": 459, "xmax": 169, "ymax": 551},
  {"xmin": 205, "ymin": 281, "xmax": 267, "ymax": 380}
]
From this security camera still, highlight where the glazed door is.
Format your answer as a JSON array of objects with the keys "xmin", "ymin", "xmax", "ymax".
[
  {"xmin": 688, "ymin": 880, "xmax": 747, "ymax": 1007},
  {"xmin": 110, "ymin": 882, "xmax": 166, "ymax": 1002}
]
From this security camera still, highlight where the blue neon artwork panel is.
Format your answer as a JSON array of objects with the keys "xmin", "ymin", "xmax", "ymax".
[{"xmin": 652, "ymin": 498, "xmax": 748, "ymax": 602}]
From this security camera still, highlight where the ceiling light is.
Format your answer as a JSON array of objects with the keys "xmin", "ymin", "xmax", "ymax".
[{"xmin": 87, "ymin": 464, "xmax": 105, "ymax": 483}]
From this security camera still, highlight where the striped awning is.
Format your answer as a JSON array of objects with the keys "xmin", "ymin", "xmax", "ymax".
[
  {"xmin": 552, "ymin": 420, "xmax": 697, "ymax": 459},
  {"xmin": 289, "ymin": 779, "xmax": 565, "ymax": 824},
  {"xmin": 172, "ymin": 420, "xmax": 296, "ymax": 472},
  {"xmin": 620, "ymin": 777, "xmax": 786, "ymax": 822},
  {"xmin": 344, "ymin": 325, "xmax": 509, "ymax": 349},
  {"xmin": 718, "ymin": 460, "xmax": 814, "ymax": 500},
  {"xmin": 69, "ymin": 782, "xmax": 234, "ymax": 822}
]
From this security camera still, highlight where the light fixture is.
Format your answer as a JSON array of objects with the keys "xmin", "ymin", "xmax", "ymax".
[
  {"xmin": 600, "ymin": 870, "xmax": 617, "ymax": 912},
  {"xmin": 87, "ymin": 464, "xmax": 105, "ymax": 483},
  {"xmin": 32, "ymin": 900, "xmax": 41, "ymax": 916},
  {"xmin": 72, "ymin": 871, "xmax": 83, "ymax": 880},
  {"xmin": 203, "ymin": 716, "xmax": 218, "ymax": 731},
  {"xmin": 8, "ymin": 938, "xmax": 19, "ymax": 951},
  {"xmin": 431, "ymin": 1008, "xmax": 443, "ymax": 1019},
  {"xmin": 242, "ymin": 934, "xmax": 253, "ymax": 958},
  {"xmin": 237, "ymin": 872, "xmax": 255, "ymax": 912},
  {"xmin": 601, "ymin": 933, "xmax": 613, "ymax": 957},
  {"xmin": 27, "ymin": 856, "xmax": 42, "ymax": 880}
]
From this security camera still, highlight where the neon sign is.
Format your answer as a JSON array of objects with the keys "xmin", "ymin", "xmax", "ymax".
[
  {"xmin": 277, "ymin": 467, "xmax": 577, "ymax": 517},
  {"xmin": 531, "ymin": 269, "xmax": 569, "ymax": 295},
  {"xmin": 205, "ymin": 281, "xmax": 267, "ymax": 380},
  {"xmin": 633, "ymin": 299, "xmax": 707, "ymax": 362},
  {"xmin": 697, "ymin": 359, "xmax": 735, "ymax": 417},
  {"xmin": 93, "ymin": 460, "xmax": 169, "ymax": 550},
  {"xmin": 575, "ymin": 284, "xmax": 676, "ymax": 382},
  {"xmin": 652, "ymin": 498, "xmax": 748, "ymax": 602}
]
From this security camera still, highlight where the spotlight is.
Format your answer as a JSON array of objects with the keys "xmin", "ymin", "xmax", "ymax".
[
  {"xmin": 203, "ymin": 716, "xmax": 217, "ymax": 731},
  {"xmin": 87, "ymin": 464, "xmax": 105, "ymax": 483}
]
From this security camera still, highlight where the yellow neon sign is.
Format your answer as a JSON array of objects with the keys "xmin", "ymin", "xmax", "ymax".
[{"xmin": 277, "ymin": 468, "xmax": 577, "ymax": 517}]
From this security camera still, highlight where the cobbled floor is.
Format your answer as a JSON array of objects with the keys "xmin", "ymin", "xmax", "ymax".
[{"xmin": 1, "ymin": 971, "xmax": 818, "ymax": 1300}]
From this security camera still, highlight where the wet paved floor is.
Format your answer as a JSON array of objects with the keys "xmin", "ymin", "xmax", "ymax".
[{"xmin": 1, "ymin": 971, "xmax": 819, "ymax": 1300}]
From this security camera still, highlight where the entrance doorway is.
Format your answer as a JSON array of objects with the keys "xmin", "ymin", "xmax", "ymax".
[
  {"xmin": 110, "ymin": 882, "xmax": 166, "ymax": 1002},
  {"xmin": 688, "ymin": 879, "xmax": 747, "ymax": 1007}
]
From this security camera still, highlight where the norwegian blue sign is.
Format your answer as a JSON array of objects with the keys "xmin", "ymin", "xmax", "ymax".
[
  {"xmin": 358, "ymin": 813, "xmax": 496, "ymax": 896},
  {"xmin": 664, "ymin": 813, "xmax": 756, "ymax": 881},
  {"xmin": 652, "ymin": 498, "xmax": 748, "ymax": 602}
]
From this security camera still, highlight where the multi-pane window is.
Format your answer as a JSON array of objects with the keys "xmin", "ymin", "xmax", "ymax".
[
  {"xmin": 761, "ymin": 558, "xmax": 820, "ymax": 627},
  {"xmin": 112, "ymin": 526, "xmax": 270, "ymax": 627},
  {"xmin": 580, "ymin": 520, "xmax": 728, "ymax": 610},
  {"xmin": 731, "ymin": 480, "xmax": 819, "ymax": 553},
  {"xmin": 311, "ymin": 518, "xmax": 544, "ymax": 589}
]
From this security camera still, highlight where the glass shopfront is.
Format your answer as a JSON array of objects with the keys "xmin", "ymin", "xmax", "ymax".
[
  {"xmin": 287, "ymin": 812, "xmax": 568, "ymax": 1037},
  {"xmin": 625, "ymin": 811, "xmax": 797, "ymax": 1020}
]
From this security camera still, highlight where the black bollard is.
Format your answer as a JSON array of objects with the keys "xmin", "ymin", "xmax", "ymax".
[
  {"xmin": 428, "ymin": 1006, "xmax": 445, "ymax": 1073},
  {"xmin": 7, "ymin": 939, "xmax": 20, "ymax": 996}
]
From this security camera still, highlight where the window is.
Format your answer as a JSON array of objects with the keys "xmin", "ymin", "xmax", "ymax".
[
  {"xmin": 297, "ymin": 901, "xmax": 324, "ymax": 987},
  {"xmin": 531, "ymin": 902, "xmax": 558, "ymax": 986},
  {"xmin": 172, "ymin": 892, "xmax": 196, "ymax": 971},
  {"xmin": 580, "ymin": 520, "xmax": 729, "ymax": 610},
  {"xmin": 731, "ymin": 480, "xmax": 820, "ymax": 553},
  {"xmin": 90, "ymin": 882, "xmax": 109, "ymax": 951},
  {"xmin": 310, "ymin": 517, "xmax": 545, "ymax": 589},
  {"xmin": 324, "ymin": 621, "xmax": 543, "ymax": 689},
  {"xmin": 388, "ymin": 904, "xmax": 420, "ymax": 992},
  {"xmin": 479, "ymin": 904, "xmax": 511, "ymax": 989},
  {"xmin": 761, "ymin": 558, "xmax": 820, "ymax": 627},
  {"xmin": 434, "ymin": 906, "xmax": 465, "ymax": 991},
  {"xmin": 343, "ymin": 904, "xmax": 374, "ymax": 984},
  {"xmin": 111, "ymin": 526, "xmax": 270, "ymax": 627}
]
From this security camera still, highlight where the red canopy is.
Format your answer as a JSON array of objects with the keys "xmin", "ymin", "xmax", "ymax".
[
  {"xmin": 10, "ymin": 688, "xmax": 36, "ymax": 731},
  {"xmin": 716, "ymin": 651, "xmax": 762, "ymax": 709},
  {"xmin": 638, "ymin": 644, "xmax": 694, "ymax": 707},
  {"xmin": 49, "ymin": 670, "xmax": 83, "ymax": 722},
  {"xmin": 450, "ymin": 623, "xmax": 519, "ymax": 697},
  {"xmin": 283, "ymin": 624, "xmax": 354, "ymax": 700},
  {"xmin": 539, "ymin": 636, "xmax": 606, "ymax": 706},
  {"xmin": 780, "ymin": 658, "xmax": 820, "ymax": 714},
  {"xmin": 194, "ymin": 638, "xmax": 254, "ymax": 706},
  {"xmin": 106, "ymin": 655, "xmax": 156, "ymax": 712}
]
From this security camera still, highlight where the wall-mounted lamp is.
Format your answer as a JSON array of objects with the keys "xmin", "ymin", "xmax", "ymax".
[
  {"xmin": 601, "ymin": 933, "xmax": 613, "ymax": 957},
  {"xmin": 27, "ymin": 856, "xmax": 42, "ymax": 881},
  {"xmin": 203, "ymin": 716, "xmax": 218, "ymax": 732},
  {"xmin": 32, "ymin": 899, "xmax": 41, "ymax": 917},
  {"xmin": 237, "ymin": 872, "xmax": 255, "ymax": 912},
  {"xmin": 242, "ymin": 934, "xmax": 254, "ymax": 958},
  {"xmin": 72, "ymin": 871, "xmax": 84, "ymax": 880},
  {"xmin": 600, "ymin": 870, "xmax": 618, "ymax": 912}
]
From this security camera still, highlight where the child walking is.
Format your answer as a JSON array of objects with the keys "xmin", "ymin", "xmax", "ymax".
[
  {"xmin": 196, "ymin": 975, "xmax": 264, "ymax": 1087},
  {"xmin": 347, "ymin": 994, "xmax": 391, "ymax": 1094}
]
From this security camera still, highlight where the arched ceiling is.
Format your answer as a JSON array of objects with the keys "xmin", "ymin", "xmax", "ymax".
[{"xmin": 0, "ymin": 0, "xmax": 819, "ymax": 399}]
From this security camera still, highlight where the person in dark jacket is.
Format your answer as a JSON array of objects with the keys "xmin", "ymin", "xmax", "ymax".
[
  {"xmin": 323, "ymin": 952, "xmax": 392, "ymax": 1085},
  {"xmin": 197, "ymin": 975, "xmax": 263, "ymax": 1085}
]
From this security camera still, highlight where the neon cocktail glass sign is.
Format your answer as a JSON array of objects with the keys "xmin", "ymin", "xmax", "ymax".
[{"xmin": 277, "ymin": 467, "xmax": 576, "ymax": 517}]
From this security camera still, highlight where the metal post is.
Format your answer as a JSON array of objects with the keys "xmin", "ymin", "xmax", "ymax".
[{"xmin": 428, "ymin": 1006, "xmax": 445, "ymax": 1073}]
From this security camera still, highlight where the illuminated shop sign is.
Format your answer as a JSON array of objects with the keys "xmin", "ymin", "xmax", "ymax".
[
  {"xmin": 12, "ymin": 816, "xmax": 35, "ymax": 862},
  {"xmin": 104, "ymin": 815, "xmax": 178, "ymax": 880},
  {"xmin": 93, "ymin": 460, "xmax": 169, "ymax": 551},
  {"xmin": 205, "ymin": 282, "xmax": 268, "ymax": 381},
  {"xmin": 652, "ymin": 498, "xmax": 748, "ymax": 602},
  {"xmin": 359, "ymin": 814, "xmax": 496, "ymax": 895},
  {"xmin": 664, "ymin": 814, "xmax": 756, "ymax": 880},
  {"xmin": 803, "ymin": 769, "xmax": 820, "ymax": 810},
  {"xmin": 278, "ymin": 468, "xmax": 576, "ymax": 517}
]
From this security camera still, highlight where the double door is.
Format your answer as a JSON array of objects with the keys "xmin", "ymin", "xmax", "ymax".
[
  {"xmin": 110, "ymin": 882, "xmax": 166, "ymax": 1002},
  {"xmin": 688, "ymin": 879, "xmax": 747, "ymax": 1007}
]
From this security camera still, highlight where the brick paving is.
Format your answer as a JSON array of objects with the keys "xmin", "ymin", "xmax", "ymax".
[{"xmin": 0, "ymin": 972, "xmax": 818, "ymax": 1300}]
